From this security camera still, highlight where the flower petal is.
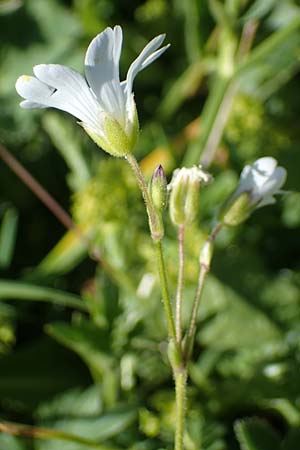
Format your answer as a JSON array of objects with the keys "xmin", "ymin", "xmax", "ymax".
[
  {"xmin": 84, "ymin": 26, "xmax": 125, "ymax": 124},
  {"xmin": 253, "ymin": 157, "xmax": 277, "ymax": 177},
  {"xmin": 32, "ymin": 64, "xmax": 101, "ymax": 130},
  {"xmin": 20, "ymin": 100, "xmax": 48, "ymax": 109},
  {"xmin": 16, "ymin": 75, "xmax": 54, "ymax": 103},
  {"xmin": 260, "ymin": 166, "xmax": 287, "ymax": 198},
  {"xmin": 125, "ymin": 34, "xmax": 168, "ymax": 97},
  {"xmin": 235, "ymin": 165, "xmax": 254, "ymax": 194}
]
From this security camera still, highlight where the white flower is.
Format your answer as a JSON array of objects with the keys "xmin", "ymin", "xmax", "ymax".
[
  {"xmin": 168, "ymin": 166, "xmax": 212, "ymax": 192},
  {"xmin": 234, "ymin": 157, "xmax": 286, "ymax": 208},
  {"xmin": 15, "ymin": 25, "xmax": 169, "ymax": 157},
  {"xmin": 220, "ymin": 157, "xmax": 287, "ymax": 226},
  {"xmin": 168, "ymin": 165, "xmax": 212, "ymax": 226}
]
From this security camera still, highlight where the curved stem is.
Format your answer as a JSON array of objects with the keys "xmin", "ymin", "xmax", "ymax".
[
  {"xmin": 175, "ymin": 225, "xmax": 185, "ymax": 345},
  {"xmin": 184, "ymin": 264, "xmax": 208, "ymax": 358},
  {"xmin": 125, "ymin": 153, "xmax": 158, "ymax": 239},
  {"xmin": 155, "ymin": 240, "xmax": 177, "ymax": 343},
  {"xmin": 125, "ymin": 154, "xmax": 177, "ymax": 344},
  {"xmin": 174, "ymin": 369, "xmax": 187, "ymax": 450},
  {"xmin": 184, "ymin": 223, "xmax": 222, "ymax": 358}
]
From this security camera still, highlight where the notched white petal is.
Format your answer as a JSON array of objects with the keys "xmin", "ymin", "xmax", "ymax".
[
  {"xmin": 16, "ymin": 75, "xmax": 54, "ymax": 103},
  {"xmin": 253, "ymin": 157, "xmax": 277, "ymax": 177},
  {"xmin": 125, "ymin": 33, "xmax": 168, "ymax": 96}
]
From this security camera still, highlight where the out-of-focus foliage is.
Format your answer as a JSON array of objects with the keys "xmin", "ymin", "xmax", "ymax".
[{"xmin": 1, "ymin": 0, "xmax": 300, "ymax": 449}]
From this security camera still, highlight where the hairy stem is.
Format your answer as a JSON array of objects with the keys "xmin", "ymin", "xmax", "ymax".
[
  {"xmin": 184, "ymin": 264, "xmax": 209, "ymax": 358},
  {"xmin": 125, "ymin": 153, "xmax": 159, "ymax": 239},
  {"xmin": 125, "ymin": 154, "xmax": 177, "ymax": 343},
  {"xmin": 174, "ymin": 369, "xmax": 187, "ymax": 450},
  {"xmin": 175, "ymin": 225, "xmax": 185, "ymax": 345},
  {"xmin": 155, "ymin": 240, "xmax": 177, "ymax": 343},
  {"xmin": 184, "ymin": 224, "xmax": 222, "ymax": 358}
]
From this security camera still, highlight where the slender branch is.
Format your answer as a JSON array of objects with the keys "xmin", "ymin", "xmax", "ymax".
[
  {"xmin": 175, "ymin": 225, "xmax": 185, "ymax": 345},
  {"xmin": 184, "ymin": 264, "xmax": 208, "ymax": 358},
  {"xmin": 183, "ymin": 20, "xmax": 258, "ymax": 167},
  {"xmin": 0, "ymin": 420, "xmax": 116, "ymax": 450},
  {"xmin": 125, "ymin": 153, "xmax": 159, "ymax": 239},
  {"xmin": 0, "ymin": 143, "xmax": 75, "ymax": 232},
  {"xmin": 155, "ymin": 240, "xmax": 177, "ymax": 343},
  {"xmin": 125, "ymin": 153, "xmax": 177, "ymax": 344},
  {"xmin": 184, "ymin": 223, "xmax": 222, "ymax": 358},
  {"xmin": 199, "ymin": 21, "xmax": 258, "ymax": 168},
  {"xmin": 0, "ymin": 143, "xmax": 138, "ymax": 293},
  {"xmin": 174, "ymin": 369, "xmax": 187, "ymax": 450}
]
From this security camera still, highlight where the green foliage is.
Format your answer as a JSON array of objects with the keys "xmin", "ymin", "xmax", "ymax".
[
  {"xmin": 234, "ymin": 418, "xmax": 281, "ymax": 450},
  {"xmin": 1, "ymin": 1, "xmax": 300, "ymax": 450}
]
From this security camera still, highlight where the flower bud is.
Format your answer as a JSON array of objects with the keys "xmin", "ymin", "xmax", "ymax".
[
  {"xmin": 168, "ymin": 166, "xmax": 212, "ymax": 227},
  {"xmin": 219, "ymin": 157, "xmax": 287, "ymax": 226},
  {"xmin": 199, "ymin": 239, "xmax": 214, "ymax": 269},
  {"xmin": 219, "ymin": 191, "xmax": 253, "ymax": 226},
  {"xmin": 149, "ymin": 165, "xmax": 167, "ymax": 212},
  {"xmin": 148, "ymin": 165, "xmax": 167, "ymax": 241},
  {"xmin": 83, "ymin": 110, "xmax": 139, "ymax": 158}
]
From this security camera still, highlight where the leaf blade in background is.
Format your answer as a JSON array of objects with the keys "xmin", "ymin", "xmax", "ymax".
[
  {"xmin": 234, "ymin": 418, "xmax": 281, "ymax": 450},
  {"xmin": 0, "ymin": 206, "xmax": 18, "ymax": 269},
  {"xmin": 0, "ymin": 280, "xmax": 86, "ymax": 311}
]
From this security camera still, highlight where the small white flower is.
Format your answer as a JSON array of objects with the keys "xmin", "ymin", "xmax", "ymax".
[
  {"xmin": 15, "ymin": 25, "xmax": 169, "ymax": 157},
  {"xmin": 220, "ymin": 157, "xmax": 287, "ymax": 226},
  {"xmin": 168, "ymin": 166, "xmax": 212, "ymax": 191},
  {"xmin": 234, "ymin": 157, "xmax": 286, "ymax": 208},
  {"xmin": 168, "ymin": 165, "xmax": 212, "ymax": 227}
]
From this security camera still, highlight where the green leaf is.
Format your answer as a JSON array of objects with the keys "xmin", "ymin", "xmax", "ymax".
[
  {"xmin": 37, "ymin": 408, "xmax": 137, "ymax": 450},
  {"xmin": 234, "ymin": 418, "xmax": 281, "ymax": 450},
  {"xmin": 0, "ymin": 280, "xmax": 87, "ymax": 311},
  {"xmin": 46, "ymin": 320, "xmax": 118, "ymax": 406},
  {"xmin": 0, "ymin": 206, "xmax": 18, "ymax": 269},
  {"xmin": 200, "ymin": 275, "xmax": 282, "ymax": 350},
  {"xmin": 35, "ymin": 229, "xmax": 90, "ymax": 277},
  {"xmin": 36, "ymin": 385, "xmax": 103, "ymax": 420},
  {"xmin": 42, "ymin": 112, "xmax": 91, "ymax": 191}
]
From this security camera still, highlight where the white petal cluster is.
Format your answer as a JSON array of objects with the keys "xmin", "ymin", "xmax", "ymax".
[
  {"xmin": 168, "ymin": 165, "xmax": 212, "ymax": 227},
  {"xmin": 15, "ymin": 26, "xmax": 169, "ymax": 157},
  {"xmin": 168, "ymin": 166, "xmax": 212, "ymax": 191},
  {"xmin": 235, "ymin": 157, "xmax": 286, "ymax": 208}
]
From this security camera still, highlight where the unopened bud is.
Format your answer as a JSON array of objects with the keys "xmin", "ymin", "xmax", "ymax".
[
  {"xmin": 148, "ymin": 165, "xmax": 167, "ymax": 241},
  {"xmin": 168, "ymin": 166, "xmax": 212, "ymax": 227},
  {"xmin": 199, "ymin": 239, "xmax": 214, "ymax": 269},
  {"xmin": 219, "ymin": 191, "xmax": 253, "ymax": 226},
  {"xmin": 149, "ymin": 165, "xmax": 167, "ymax": 212}
]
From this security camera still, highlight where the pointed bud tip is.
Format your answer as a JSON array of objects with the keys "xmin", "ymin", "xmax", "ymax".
[{"xmin": 153, "ymin": 164, "xmax": 165, "ymax": 179}]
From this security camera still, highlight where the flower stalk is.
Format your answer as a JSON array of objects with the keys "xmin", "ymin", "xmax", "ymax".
[
  {"xmin": 175, "ymin": 225, "xmax": 185, "ymax": 345},
  {"xmin": 184, "ymin": 224, "xmax": 221, "ymax": 360},
  {"xmin": 174, "ymin": 369, "xmax": 187, "ymax": 450}
]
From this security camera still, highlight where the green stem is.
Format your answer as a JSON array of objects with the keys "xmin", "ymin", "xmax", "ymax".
[
  {"xmin": 184, "ymin": 264, "xmax": 209, "ymax": 359},
  {"xmin": 174, "ymin": 369, "xmax": 187, "ymax": 450},
  {"xmin": 175, "ymin": 225, "xmax": 185, "ymax": 344},
  {"xmin": 183, "ymin": 20, "xmax": 258, "ymax": 167},
  {"xmin": 235, "ymin": 18, "xmax": 300, "ymax": 78},
  {"xmin": 125, "ymin": 154, "xmax": 177, "ymax": 344},
  {"xmin": 125, "ymin": 153, "xmax": 158, "ymax": 239},
  {"xmin": 183, "ymin": 74, "xmax": 231, "ymax": 166},
  {"xmin": 184, "ymin": 223, "xmax": 222, "ymax": 358},
  {"xmin": 155, "ymin": 240, "xmax": 177, "ymax": 343}
]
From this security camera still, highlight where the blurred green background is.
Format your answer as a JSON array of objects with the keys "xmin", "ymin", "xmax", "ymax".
[{"xmin": 1, "ymin": 0, "xmax": 300, "ymax": 449}]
